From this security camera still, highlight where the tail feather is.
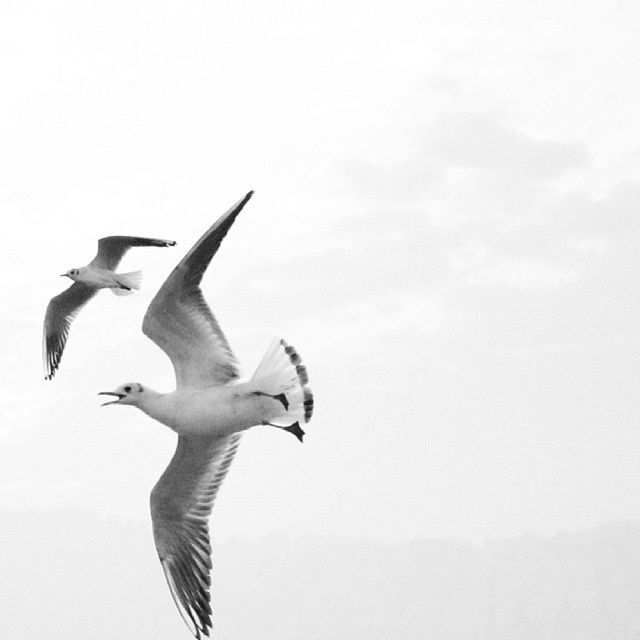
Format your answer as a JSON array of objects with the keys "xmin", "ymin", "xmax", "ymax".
[
  {"xmin": 111, "ymin": 270, "xmax": 143, "ymax": 296},
  {"xmin": 252, "ymin": 339, "xmax": 314, "ymax": 426}
]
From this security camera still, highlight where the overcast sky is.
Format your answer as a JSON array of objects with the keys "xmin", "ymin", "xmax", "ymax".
[{"xmin": 2, "ymin": 0, "xmax": 640, "ymax": 554}]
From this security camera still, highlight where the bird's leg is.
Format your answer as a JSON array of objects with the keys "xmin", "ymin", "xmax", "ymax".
[
  {"xmin": 262, "ymin": 421, "xmax": 305, "ymax": 442},
  {"xmin": 252, "ymin": 391, "xmax": 289, "ymax": 409}
]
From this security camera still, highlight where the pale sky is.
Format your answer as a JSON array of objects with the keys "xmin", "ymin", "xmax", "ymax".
[{"xmin": 2, "ymin": 0, "xmax": 640, "ymax": 549}]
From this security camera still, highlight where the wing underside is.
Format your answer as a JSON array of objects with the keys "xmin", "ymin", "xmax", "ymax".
[
  {"xmin": 151, "ymin": 434, "xmax": 242, "ymax": 638},
  {"xmin": 142, "ymin": 192, "xmax": 253, "ymax": 389},
  {"xmin": 42, "ymin": 282, "xmax": 96, "ymax": 379}
]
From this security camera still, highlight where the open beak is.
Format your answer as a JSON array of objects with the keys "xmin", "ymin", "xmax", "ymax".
[
  {"xmin": 60, "ymin": 273, "xmax": 70, "ymax": 278},
  {"xmin": 98, "ymin": 391, "xmax": 124, "ymax": 406}
]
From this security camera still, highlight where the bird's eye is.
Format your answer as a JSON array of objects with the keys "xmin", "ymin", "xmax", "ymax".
[{"xmin": 124, "ymin": 386, "xmax": 131, "ymax": 393}]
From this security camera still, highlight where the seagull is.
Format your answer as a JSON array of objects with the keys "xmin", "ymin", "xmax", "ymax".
[
  {"xmin": 42, "ymin": 235, "xmax": 177, "ymax": 380},
  {"xmin": 98, "ymin": 191, "xmax": 314, "ymax": 639}
]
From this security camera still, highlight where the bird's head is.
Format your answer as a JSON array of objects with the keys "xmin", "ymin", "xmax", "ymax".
[
  {"xmin": 98, "ymin": 382, "xmax": 146, "ymax": 406},
  {"xmin": 61, "ymin": 268, "xmax": 81, "ymax": 280}
]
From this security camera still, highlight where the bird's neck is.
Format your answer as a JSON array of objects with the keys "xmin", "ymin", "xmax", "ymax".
[{"xmin": 136, "ymin": 388, "xmax": 176, "ymax": 430}]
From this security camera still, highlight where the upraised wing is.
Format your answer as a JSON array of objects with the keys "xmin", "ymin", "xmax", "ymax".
[
  {"xmin": 150, "ymin": 433, "xmax": 242, "ymax": 639},
  {"xmin": 142, "ymin": 191, "xmax": 254, "ymax": 389},
  {"xmin": 90, "ymin": 236, "xmax": 176, "ymax": 271},
  {"xmin": 42, "ymin": 282, "xmax": 97, "ymax": 380}
]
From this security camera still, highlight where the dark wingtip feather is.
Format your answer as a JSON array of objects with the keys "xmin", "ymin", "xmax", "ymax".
[
  {"xmin": 148, "ymin": 238, "xmax": 177, "ymax": 248},
  {"xmin": 279, "ymin": 339, "xmax": 313, "ymax": 423},
  {"xmin": 283, "ymin": 343, "xmax": 301, "ymax": 365},
  {"xmin": 295, "ymin": 364, "xmax": 308, "ymax": 386},
  {"xmin": 303, "ymin": 387, "xmax": 314, "ymax": 422}
]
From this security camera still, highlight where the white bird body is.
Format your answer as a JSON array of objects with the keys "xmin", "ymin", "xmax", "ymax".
[
  {"xmin": 98, "ymin": 192, "xmax": 314, "ymax": 639},
  {"xmin": 135, "ymin": 382, "xmax": 279, "ymax": 436},
  {"xmin": 65, "ymin": 265, "xmax": 140, "ymax": 290}
]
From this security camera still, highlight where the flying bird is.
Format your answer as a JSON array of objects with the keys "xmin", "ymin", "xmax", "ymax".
[
  {"xmin": 98, "ymin": 191, "xmax": 314, "ymax": 639},
  {"xmin": 43, "ymin": 235, "xmax": 177, "ymax": 380}
]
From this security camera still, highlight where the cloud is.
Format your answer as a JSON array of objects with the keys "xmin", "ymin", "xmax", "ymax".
[
  {"xmin": 324, "ymin": 110, "xmax": 590, "ymax": 222},
  {"xmin": 318, "ymin": 136, "xmax": 636, "ymax": 305},
  {"xmin": 465, "ymin": 258, "xmax": 579, "ymax": 290},
  {"xmin": 552, "ymin": 181, "xmax": 640, "ymax": 236},
  {"xmin": 424, "ymin": 111, "xmax": 590, "ymax": 180},
  {"xmin": 324, "ymin": 155, "xmax": 444, "ymax": 204},
  {"xmin": 293, "ymin": 289, "xmax": 445, "ymax": 354}
]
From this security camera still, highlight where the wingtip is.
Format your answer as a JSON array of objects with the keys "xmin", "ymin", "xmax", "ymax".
[
  {"xmin": 44, "ymin": 364, "xmax": 58, "ymax": 380},
  {"xmin": 233, "ymin": 190, "xmax": 254, "ymax": 213}
]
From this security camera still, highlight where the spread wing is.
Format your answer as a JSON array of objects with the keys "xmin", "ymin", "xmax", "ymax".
[
  {"xmin": 150, "ymin": 433, "xmax": 242, "ymax": 639},
  {"xmin": 42, "ymin": 282, "xmax": 97, "ymax": 380},
  {"xmin": 142, "ymin": 191, "xmax": 254, "ymax": 389},
  {"xmin": 89, "ymin": 235, "xmax": 176, "ymax": 271}
]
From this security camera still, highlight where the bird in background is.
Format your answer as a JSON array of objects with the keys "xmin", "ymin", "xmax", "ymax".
[
  {"xmin": 43, "ymin": 235, "xmax": 177, "ymax": 380},
  {"xmin": 98, "ymin": 191, "xmax": 314, "ymax": 639}
]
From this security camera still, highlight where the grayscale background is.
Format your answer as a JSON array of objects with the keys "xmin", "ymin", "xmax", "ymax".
[{"xmin": 2, "ymin": 1, "xmax": 640, "ymax": 638}]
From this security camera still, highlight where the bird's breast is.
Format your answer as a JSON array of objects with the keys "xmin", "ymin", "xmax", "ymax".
[{"xmin": 147, "ymin": 387, "xmax": 260, "ymax": 437}]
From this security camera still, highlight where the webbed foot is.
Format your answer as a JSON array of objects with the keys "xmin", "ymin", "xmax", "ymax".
[
  {"xmin": 253, "ymin": 391, "xmax": 289, "ymax": 409},
  {"xmin": 283, "ymin": 421, "xmax": 304, "ymax": 442},
  {"xmin": 262, "ymin": 420, "xmax": 305, "ymax": 442}
]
